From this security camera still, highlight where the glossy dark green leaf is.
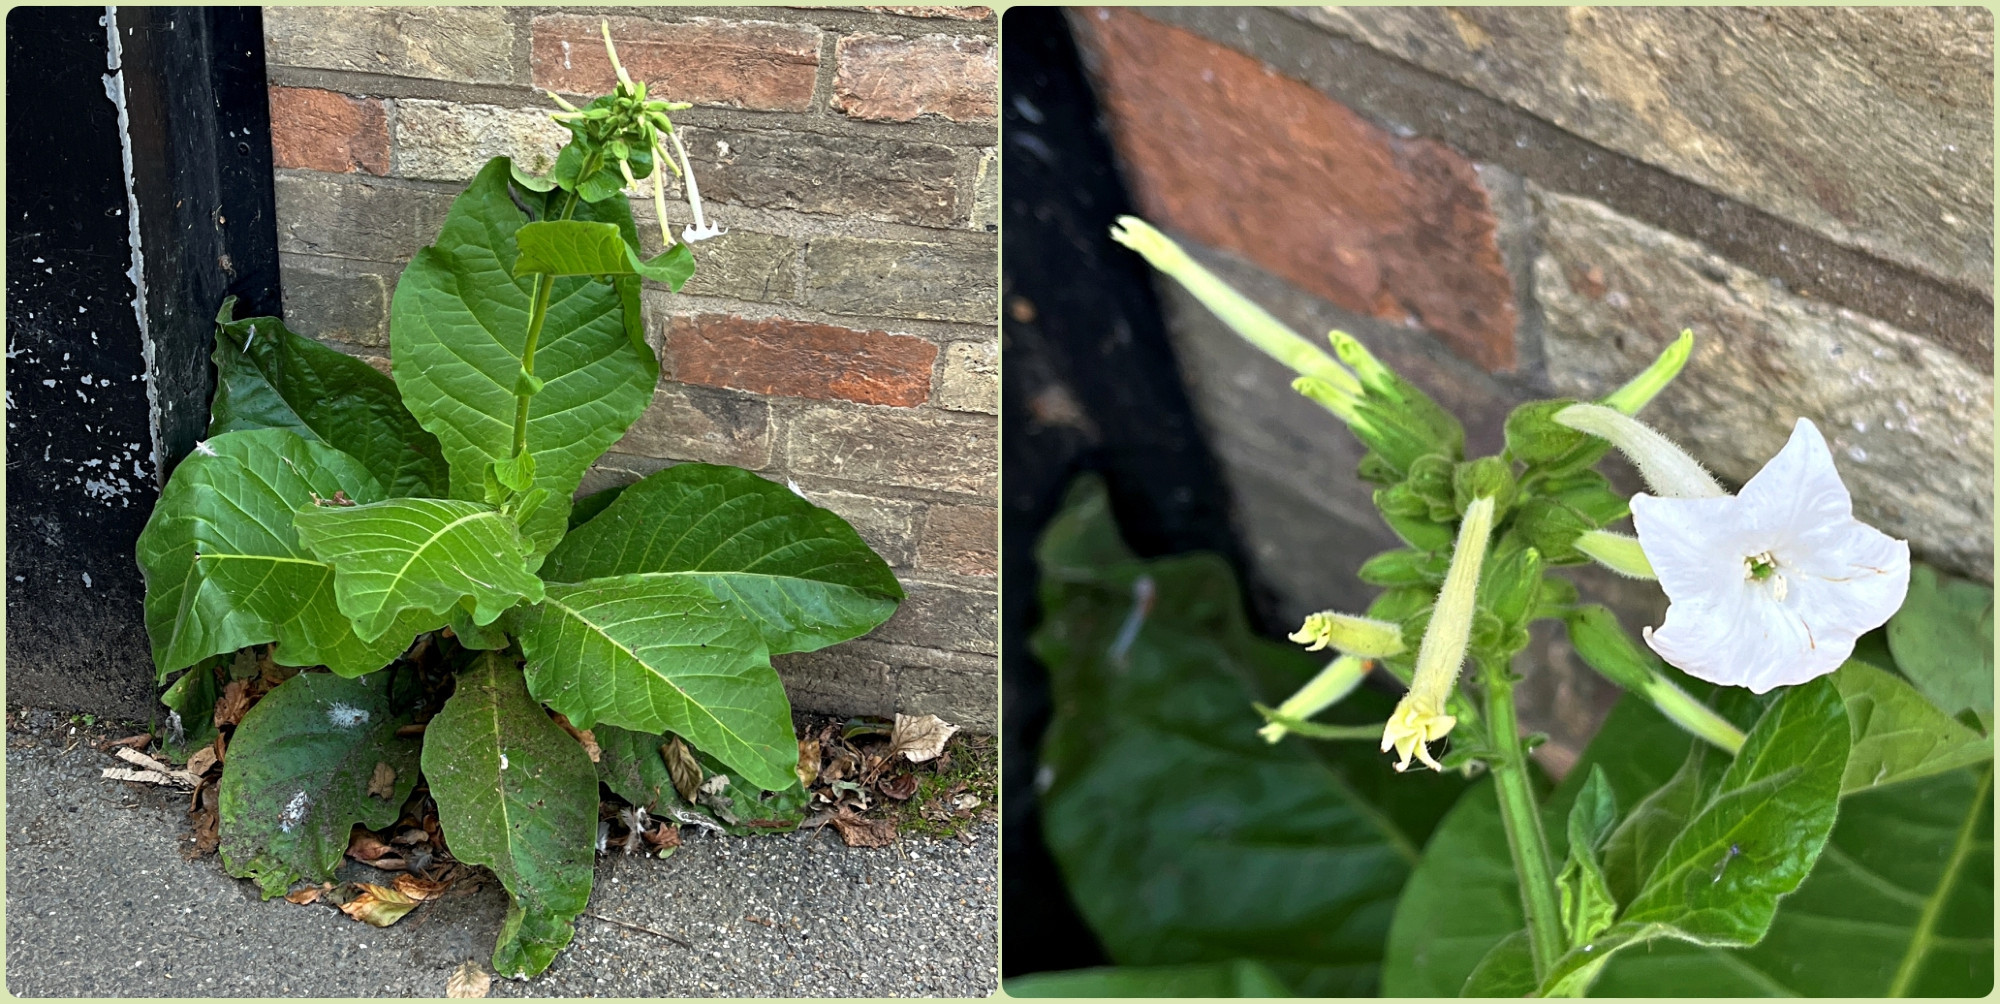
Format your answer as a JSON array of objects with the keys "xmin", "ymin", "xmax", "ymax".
[
  {"xmin": 1834, "ymin": 659, "xmax": 1991, "ymax": 794},
  {"xmin": 135, "ymin": 429, "xmax": 429, "ymax": 679},
  {"xmin": 1887, "ymin": 563, "xmax": 1994, "ymax": 718},
  {"xmin": 1589, "ymin": 765, "xmax": 1993, "ymax": 997},
  {"xmin": 593, "ymin": 722, "xmax": 678, "ymax": 812},
  {"xmin": 294, "ymin": 497, "xmax": 545, "ymax": 642},
  {"xmin": 1599, "ymin": 743, "xmax": 1715, "ymax": 907},
  {"xmin": 1392, "ymin": 682, "xmax": 1984, "ymax": 996},
  {"xmin": 1006, "ymin": 960, "xmax": 1291, "ymax": 997},
  {"xmin": 423, "ymin": 652, "xmax": 597, "ymax": 979},
  {"xmin": 1034, "ymin": 476, "xmax": 1462, "ymax": 996},
  {"xmin": 208, "ymin": 302, "xmax": 447, "ymax": 497},
  {"xmin": 513, "ymin": 219, "xmax": 696, "ymax": 289},
  {"xmin": 217, "ymin": 671, "xmax": 422, "ymax": 897},
  {"xmin": 1459, "ymin": 930, "xmax": 1536, "ymax": 997},
  {"xmin": 389, "ymin": 156, "xmax": 654, "ymax": 554},
  {"xmin": 1382, "ymin": 697, "xmax": 1693, "ymax": 996},
  {"xmin": 593, "ymin": 723, "xmax": 808, "ymax": 833},
  {"xmin": 1556, "ymin": 766, "xmax": 1619, "ymax": 947},
  {"xmin": 512, "ymin": 573, "xmax": 795, "ymax": 793},
  {"xmin": 542, "ymin": 463, "xmax": 902, "ymax": 655}
]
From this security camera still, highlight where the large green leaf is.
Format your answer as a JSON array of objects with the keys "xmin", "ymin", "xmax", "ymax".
[
  {"xmin": 1387, "ymin": 687, "xmax": 1991, "ymax": 995},
  {"xmin": 1834, "ymin": 659, "xmax": 1991, "ymax": 794},
  {"xmin": 594, "ymin": 722, "xmax": 679, "ymax": 812},
  {"xmin": 513, "ymin": 219, "xmax": 696, "ymax": 289},
  {"xmin": 217, "ymin": 670, "xmax": 423, "ymax": 898},
  {"xmin": 512, "ymin": 574, "xmax": 795, "ymax": 793},
  {"xmin": 1033, "ymin": 476, "xmax": 1463, "ymax": 996},
  {"xmin": 1007, "ymin": 961, "xmax": 1291, "ymax": 997},
  {"xmin": 542, "ymin": 463, "xmax": 903, "ymax": 655},
  {"xmin": 389, "ymin": 156, "xmax": 655, "ymax": 553},
  {"xmin": 1888, "ymin": 563, "xmax": 1994, "ymax": 719},
  {"xmin": 135, "ymin": 428, "xmax": 428, "ymax": 679},
  {"xmin": 293, "ymin": 497, "xmax": 545, "ymax": 643},
  {"xmin": 1534, "ymin": 677, "xmax": 1850, "ymax": 993},
  {"xmin": 208, "ymin": 302, "xmax": 447, "ymax": 497},
  {"xmin": 1382, "ymin": 695, "xmax": 1691, "ymax": 996},
  {"xmin": 423, "ymin": 653, "xmax": 597, "ymax": 979}
]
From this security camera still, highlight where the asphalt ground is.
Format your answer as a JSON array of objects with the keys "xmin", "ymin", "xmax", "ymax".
[{"xmin": 4, "ymin": 716, "xmax": 998, "ymax": 997}]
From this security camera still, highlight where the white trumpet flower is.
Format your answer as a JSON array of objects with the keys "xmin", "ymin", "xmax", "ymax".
[
  {"xmin": 1630, "ymin": 418, "xmax": 1909, "ymax": 693},
  {"xmin": 668, "ymin": 130, "xmax": 725, "ymax": 243}
]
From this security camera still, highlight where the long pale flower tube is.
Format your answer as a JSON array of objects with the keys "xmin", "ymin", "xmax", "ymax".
[
  {"xmin": 1257, "ymin": 654, "xmax": 1372, "ymax": 744},
  {"xmin": 669, "ymin": 129, "xmax": 725, "ymax": 243},
  {"xmin": 1383, "ymin": 496, "xmax": 1496, "ymax": 772},
  {"xmin": 1575, "ymin": 529, "xmax": 1656, "ymax": 579},
  {"xmin": 1108, "ymin": 217, "xmax": 1361, "ymax": 397},
  {"xmin": 1553, "ymin": 403, "xmax": 1724, "ymax": 499}
]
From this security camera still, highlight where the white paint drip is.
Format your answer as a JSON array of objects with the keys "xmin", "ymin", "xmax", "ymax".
[
  {"xmin": 279, "ymin": 790, "xmax": 309, "ymax": 832},
  {"xmin": 326, "ymin": 703, "xmax": 370, "ymax": 728},
  {"xmin": 499, "ymin": 753, "xmax": 509, "ymax": 770},
  {"xmin": 103, "ymin": 6, "xmax": 164, "ymax": 486}
]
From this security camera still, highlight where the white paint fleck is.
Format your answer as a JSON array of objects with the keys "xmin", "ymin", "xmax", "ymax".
[
  {"xmin": 279, "ymin": 790, "xmax": 309, "ymax": 832},
  {"xmin": 785, "ymin": 479, "xmax": 807, "ymax": 499},
  {"xmin": 326, "ymin": 703, "xmax": 370, "ymax": 728},
  {"xmin": 499, "ymin": 753, "xmax": 509, "ymax": 770},
  {"xmin": 560, "ymin": 38, "xmax": 571, "ymax": 69},
  {"xmin": 193, "ymin": 440, "xmax": 216, "ymax": 457},
  {"xmin": 81, "ymin": 572, "xmax": 92, "ymax": 588}
]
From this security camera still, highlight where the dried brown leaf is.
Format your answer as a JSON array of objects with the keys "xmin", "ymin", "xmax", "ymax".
[
  {"xmin": 829, "ymin": 811, "xmax": 897, "ymax": 848},
  {"xmin": 552, "ymin": 712, "xmax": 601, "ymax": 762},
  {"xmin": 644, "ymin": 823, "xmax": 682, "ymax": 850},
  {"xmin": 367, "ymin": 761, "xmax": 397, "ymax": 800},
  {"xmin": 888, "ymin": 713, "xmax": 958, "ymax": 764},
  {"xmin": 284, "ymin": 885, "xmax": 325, "ymax": 905},
  {"xmin": 339, "ymin": 883, "xmax": 418, "ymax": 927},
  {"xmin": 796, "ymin": 738, "xmax": 821, "ymax": 788},
  {"xmin": 878, "ymin": 773, "xmax": 920, "ymax": 801},
  {"xmin": 447, "ymin": 960, "xmax": 492, "ymax": 999},
  {"xmin": 213, "ymin": 680, "xmax": 251, "ymax": 728},
  {"xmin": 821, "ymin": 747, "xmax": 858, "ymax": 785},
  {"xmin": 662, "ymin": 737, "xmax": 702, "ymax": 803},
  {"xmin": 347, "ymin": 826, "xmax": 396, "ymax": 862},
  {"xmin": 391, "ymin": 874, "xmax": 449, "ymax": 900},
  {"xmin": 103, "ymin": 733, "xmax": 152, "ymax": 751},
  {"xmin": 184, "ymin": 746, "xmax": 218, "ymax": 778}
]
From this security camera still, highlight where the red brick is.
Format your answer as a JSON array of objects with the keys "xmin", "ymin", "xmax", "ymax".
[
  {"xmin": 267, "ymin": 87, "xmax": 388, "ymax": 176},
  {"xmin": 1074, "ymin": 9, "xmax": 1518, "ymax": 371},
  {"xmin": 532, "ymin": 15, "xmax": 820, "ymax": 112},
  {"xmin": 860, "ymin": 6, "xmax": 994, "ymax": 20},
  {"xmin": 664, "ymin": 314, "xmax": 939, "ymax": 408},
  {"xmin": 833, "ymin": 34, "xmax": 997, "ymax": 123},
  {"xmin": 917, "ymin": 504, "xmax": 996, "ymax": 576}
]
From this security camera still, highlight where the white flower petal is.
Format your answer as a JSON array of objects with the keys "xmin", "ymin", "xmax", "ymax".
[{"xmin": 1632, "ymin": 415, "xmax": 1910, "ymax": 693}]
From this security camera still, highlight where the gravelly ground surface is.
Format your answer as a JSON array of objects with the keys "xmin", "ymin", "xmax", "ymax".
[{"xmin": 4, "ymin": 722, "xmax": 998, "ymax": 998}]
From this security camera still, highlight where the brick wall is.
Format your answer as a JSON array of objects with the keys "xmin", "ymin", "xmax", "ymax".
[
  {"xmin": 1068, "ymin": 7, "xmax": 1993, "ymax": 768},
  {"xmin": 261, "ymin": 5, "xmax": 999, "ymax": 729}
]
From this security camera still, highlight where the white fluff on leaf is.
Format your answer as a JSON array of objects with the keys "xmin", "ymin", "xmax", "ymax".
[{"xmin": 1632, "ymin": 418, "xmax": 1909, "ymax": 694}]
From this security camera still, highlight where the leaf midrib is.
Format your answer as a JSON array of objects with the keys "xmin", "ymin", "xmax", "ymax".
[{"xmin": 1887, "ymin": 765, "xmax": 1992, "ymax": 996}]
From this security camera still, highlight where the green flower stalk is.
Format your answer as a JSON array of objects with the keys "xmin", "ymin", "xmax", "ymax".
[{"xmin": 1382, "ymin": 495, "xmax": 1496, "ymax": 772}]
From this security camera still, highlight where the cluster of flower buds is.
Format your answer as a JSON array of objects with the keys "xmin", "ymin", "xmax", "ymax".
[
  {"xmin": 542, "ymin": 23, "xmax": 722, "ymax": 248},
  {"xmin": 1111, "ymin": 217, "xmax": 1802, "ymax": 771}
]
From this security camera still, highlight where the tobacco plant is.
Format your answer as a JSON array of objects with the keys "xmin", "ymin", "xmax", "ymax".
[
  {"xmin": 137, "ymin": 33, "xmax": 902, "ymax": 978},
  {"xmin": 1012, "ymin": 218, "xmax": 1990, "ymax": 996}
]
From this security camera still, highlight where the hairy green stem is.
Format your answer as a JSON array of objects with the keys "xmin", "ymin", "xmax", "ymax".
[
  {"xmin": 510, "ymin": 183, "xmax": 585, "ymax": 460},
  {"xmin": 1482, "ymin": 656, "xmax": 1566, "ymax": 981}
]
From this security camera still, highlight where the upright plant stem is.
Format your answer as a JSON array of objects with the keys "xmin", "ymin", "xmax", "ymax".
[
  {"xmin": 509, "ymin": 186, "xmax": 584, "ymax": 460},
  {"xmin": 1482, "ymin": 656, "xmax": 1566, "ymax": 981}
]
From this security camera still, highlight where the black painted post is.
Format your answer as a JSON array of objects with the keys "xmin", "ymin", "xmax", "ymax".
[{"xmin": 6, "ymin": 7, "xmax": 280, "ymax": 720}]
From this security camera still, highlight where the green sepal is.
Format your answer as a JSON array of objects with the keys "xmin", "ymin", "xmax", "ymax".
[
  {"xmin": 1356, "ymin": 548, "xmax": 1447, "ymax": 588},
  {"xmin": 1479, "ymin": 538, "xmax": 1544, "ymax": 631},
  {"xmin": 492, "ymin": 452, "xmax": 537, "ymax": 493},
  {"xmin": 1452, "ymin": 455, "xmax": 1518, "ymax": 518},
  {"xmin": 1563, "ymin": 604, "xmax": 1657, "ymax": 691},
  {"xmin": 1505, "ymin": 399, "xmax": 1596, "ymax": 469},
  {"xmin": 1513, "ymin": 497, "xmax": 1597, "ymax": 565}
]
